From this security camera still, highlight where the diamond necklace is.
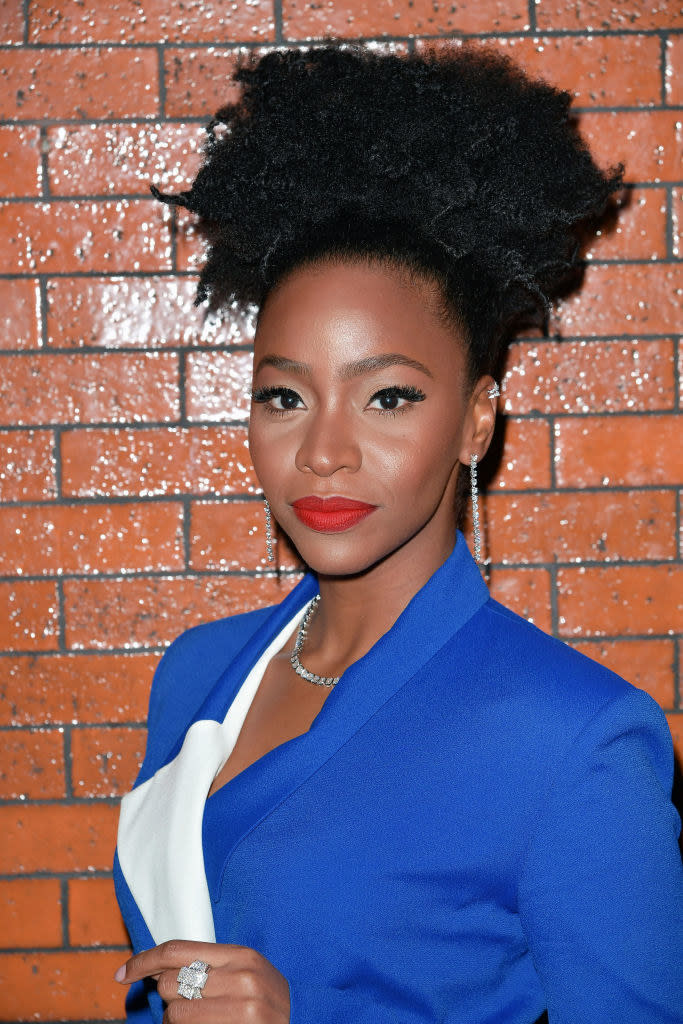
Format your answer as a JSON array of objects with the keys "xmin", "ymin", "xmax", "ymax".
[{"xmin": 290, "ymin": 595, "xmax": 340, "ymax": 687}]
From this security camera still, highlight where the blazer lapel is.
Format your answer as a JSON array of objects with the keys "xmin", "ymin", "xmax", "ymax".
[
  {"xmin": 211, "ymin": 532, "xmax": 489, "ymax": 866},
  {"xmin": 147, "ymin": 572, "xmax": 320, "ymax": 777}
]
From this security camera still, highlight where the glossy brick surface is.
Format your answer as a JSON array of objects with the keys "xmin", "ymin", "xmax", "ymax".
[
  {"xmin": 282, "ymin": 0, "xmax": 529, "ymax": 38},
  {"xmin": 0, "ymin": 879, "xmax": 63, "ymax": 949},
  {"xmin": 419, "ymin": 34, "xmax": 663, "ymax": 108},
  {"xmin": 2, "ymin": 3, "xmax": 681, "ymax": 1009}
]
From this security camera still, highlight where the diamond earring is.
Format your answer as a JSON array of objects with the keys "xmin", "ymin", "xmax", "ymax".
[
  {"xmin": 470, "ymin": 454, "xmax": 482, "ymax": 564},
  {"xmin": 487, "ymin": 381, "xmax": 500, "ymax": 400},
  {"xmin": 263, "ymin": 497, "xmax": 274, "ymax": 562}
]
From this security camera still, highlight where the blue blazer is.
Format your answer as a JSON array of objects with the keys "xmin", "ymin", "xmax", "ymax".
[{"xmin": 115, "ymin": 533, "xmax": 683, "ymax": 1023}]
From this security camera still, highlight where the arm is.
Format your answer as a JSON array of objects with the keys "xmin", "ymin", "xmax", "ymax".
[{"xmin": 518, "ymin": 686, "xmax": 683, "ymax": 1022}]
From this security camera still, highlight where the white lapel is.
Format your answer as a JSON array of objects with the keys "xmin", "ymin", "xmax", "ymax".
[{"xmin": 117, "ymin": 608, "xmax": 304, "ymax": 946}]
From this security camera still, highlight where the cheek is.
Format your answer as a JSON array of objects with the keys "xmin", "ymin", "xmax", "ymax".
[
  {"xmin": 246, "ymin": 419, "xmax": 270, "ymax": 484},
  {"xmin": 381, "ymin": 441, "xmax": 456, "ymax": 501},
  {"xmin": 247, "ymin": 417, "xmax": 298, "ymax": 489},
  {"xmin": 364, "ymin": 414, "xmax": 461, "ymax": 489}
]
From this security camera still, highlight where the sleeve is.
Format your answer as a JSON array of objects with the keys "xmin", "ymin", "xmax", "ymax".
[{"xmin": 518, "ymin": 686, "xmax": 683, "ymax": 1023}]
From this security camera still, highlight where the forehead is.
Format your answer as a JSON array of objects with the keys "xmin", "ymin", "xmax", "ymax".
[{"xmin": 254, "ymin": 258, "xmax": 466, "ymax": 372}]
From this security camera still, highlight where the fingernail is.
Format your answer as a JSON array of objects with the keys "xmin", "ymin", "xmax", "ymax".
[{"xmin": 114, "ymin": 965, "xmax": 126, "ymax": 983}]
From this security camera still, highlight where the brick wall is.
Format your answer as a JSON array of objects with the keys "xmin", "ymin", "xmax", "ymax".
[{"xmin": 0, "ymin": 1, "xmax": 681, "ymax": 1019}]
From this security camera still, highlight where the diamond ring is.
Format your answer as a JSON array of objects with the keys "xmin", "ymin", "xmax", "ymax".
[{"xmin": 177, "ymin": 959, "xmax": 211, "ymax": 1000}]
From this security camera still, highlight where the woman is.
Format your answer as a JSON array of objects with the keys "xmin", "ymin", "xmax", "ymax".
[{"xmin": 113, "ymin": 46, "xmax": 683, "ymax": 1023}]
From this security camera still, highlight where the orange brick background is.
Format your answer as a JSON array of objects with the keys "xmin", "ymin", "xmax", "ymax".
[{"xmin": 0, "ymin": 1, "xmax": 681, "ymax": 1019}]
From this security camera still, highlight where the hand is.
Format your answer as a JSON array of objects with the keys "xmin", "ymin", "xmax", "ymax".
[{"xmin": 115, "ymin": 939, "xmax": 291, "ymax": 1023}]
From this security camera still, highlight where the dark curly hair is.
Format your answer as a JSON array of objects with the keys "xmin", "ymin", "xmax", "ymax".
[{"xmin": 152, "ymin": 44, "xmax": 622, "ymax": 382}]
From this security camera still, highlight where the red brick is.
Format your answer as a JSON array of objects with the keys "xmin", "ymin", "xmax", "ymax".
[
  {"xmin": 665, "ymin": 35, "xmax": 683, "ymax": 106},
  {"xmin": 0, "ymin": 580, "xmax": 59, "ymax": 652},
  {"xmin": 583, "ymin": 187, "xmax": 667, "ymax": 262},
  {"xmin": 190, "ymin": 499, "xmax": 301, "ymax": 572},
  {"xmin": 186, "ymin": 350, "xmax": 253, "ymax": 422},
  {"xmin": 536, "ymin": 0, "xmax": 683, "ymax": 30},
  {"xmin": 554, "ymin": 414, "xmax": 683, "ymax": 488},
  {"xmin": 557, "ymin": 565, "xmax": 682, "ymax": 638},
  {"xmin": 46, "ymin": 275, "xmax": 252, "ymax": 349},
  {"xmin": 164, "ymin": 47, "xmax": 245, "ymax": 119},
  {"xmin": 0, "ymin": 879, "xmax": 62, "ymax": 949},
  {"xmin": 47, "ymin": 122, "xmax": 204, "ymax": 197},
  {"xmin": 64, "ymin": 573, "xmax": 298, "ymax": 649},
  {"xmin": 666, "ymin": 714, "xmax": 683, "ymax": 769},
  {"xmin": 0, "ymin": 124, "xmax": 42, "ymax": 196},
  {"xmin": 0, "ymin": 803, "xmax": 118, "ymax": 873},
  {"xmin": 0, "ymin": 729, "xmax": 65, "ymax": 799},
  {"xmin": 0, "ymin": 199, "xmax": 172, "ymax": 274},
  {"xmin": 68, "ymin": 877, "xmax": 130, "ymax": 948},
  {"xmin": 488, "ymin": 567, "xmax": 552, "ymax": 633},
  {"xmin": 282, "ymin": 0, "xmax": 528, "ymax": 38},
  {"xmin": 71, "ymin": 726, "xmax": 145, "ymax": 798},
  {"xmin": 0, "ymin": 653, "xmax": 157, "ymax": 726},
  {"xmin": 672, "ymin": 187, "xmax": 682, "ymax": 260},
  {"xmin": 0, "ymin": 278, "xmax": 40, "ymax": 350},
  {"xmin": 487, "ymin": 490, "xmax": 675, "ymax": 565},
  {"xmin": 578, "ymin": 111, "xmax": 682, "ymax": 184},
  {"xmin": 421, "ymin": 34, "xmax": 662, "ymax": 109},
  {"xmin": 0, "ymin": 429, "xmax": 56, "ymax": 501},
  {"xmin": 486, "ymin": 418, "xmax": 552, "ymax": 491},
  {"xmin": 0, "ymin": 502, "xmax": 184, "ymax": 577},
  {"xmin": 502, "ymin": 339, "xmax": 675, "ymax": 416},
  {"xmin": 0, "ymin": 47, "xmax": 159, "ymax": 120},
  {"xmin": 550, "ymin": 263, "xmax": 683, "ymax": 337},
  {"xmin": 570, "ymin": 638, "xmax": 675, "ymax": 708},
  {"xmin": 60, "ymin": 426, "xmax": 256, "ymax": 497},
  {"xmin": 1, "ymin": 0, "xmax": 24, "ymax": 43},
  {"xmin": 30, "ymin": 0, "xmax": 276, "ymax": 43},
  {"xmin": 0, "ymin": 352, "xmax": 179, "ymax": 426},
  {"xmin": 0, "ymin": 950, "xmax": 124, "ymax": 1019}
]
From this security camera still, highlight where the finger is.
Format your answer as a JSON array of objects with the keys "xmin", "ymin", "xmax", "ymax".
[
  {"xmin": 116, "ymin": 940, "xmax": 230, "ymax": 985},
  {"xmin": 163, "ymin": 996, "xmax": 286, "ymax": 1024},
  {"xmin": 157, "ymin": 949, "xmax": 268, "ymax": 1004}
]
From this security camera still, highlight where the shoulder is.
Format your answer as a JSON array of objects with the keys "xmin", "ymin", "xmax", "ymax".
[
  {"xmin": 475, "ymin": 595, "xmax": 632, "ymax": 707},
  {"xmin": 155, "ymin": 605, "xmax": 274, "ymax": 681},
  {"xmin": 459, "ymin": 596, "xmax": 676, "ymax": 829},
  {"xmin": 144, "ymin": 604, "xmax": 276, "ymax": 749},
  {"xmin": 460, "ymin": 596, "xmax": 672, "ymax": 770}
]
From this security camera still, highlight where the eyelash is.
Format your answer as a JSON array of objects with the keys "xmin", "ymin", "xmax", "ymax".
[{"xmin": 250, "ymin": 385, "xmax": 426, "ymax": 418}]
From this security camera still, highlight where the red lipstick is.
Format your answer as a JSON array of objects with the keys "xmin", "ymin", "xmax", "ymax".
[{"xmin": 291, "ymin": 495, "xmax": 378, "ymax": 533}]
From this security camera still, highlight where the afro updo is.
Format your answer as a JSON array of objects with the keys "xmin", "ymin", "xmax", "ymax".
[{"xmin": 152, "ymin": 44, "xmax": 622, "ymax": 381}]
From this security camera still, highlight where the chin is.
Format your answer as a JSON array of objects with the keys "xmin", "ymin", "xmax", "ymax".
[
  {"xmin": 278, "ymin": 521, "xmax": 387, "ymax": 578},
  {"xmin": 295, "ymin": 540, "xmax": 384, "ymax": 578},
  {"xmin": 282, "ymin": 515, "xmax": 426, "ymax": 579}
]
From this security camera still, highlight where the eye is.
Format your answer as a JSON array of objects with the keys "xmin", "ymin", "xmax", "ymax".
[
  {"xmin": 251, "ymin": 386, "xmax": 304, "ymax": 413},
  {"xmin": 367, "ymin": 385, "xmax": 426, "ymax": 413}
]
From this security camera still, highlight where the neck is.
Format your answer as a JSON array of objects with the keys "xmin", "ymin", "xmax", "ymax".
[{"xmin": 300, "ymin": 517, "xmax": 459, "ymax": 676}]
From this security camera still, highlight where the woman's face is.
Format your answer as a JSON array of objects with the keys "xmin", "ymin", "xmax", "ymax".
[{"xmin": 248, "ymin": 258, "xmax": 495, "ymax": 577}]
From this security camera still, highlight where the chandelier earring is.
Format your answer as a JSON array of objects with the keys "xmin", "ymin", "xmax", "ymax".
[
  {"xmin": 263, "ymin": 497, "xmax": 274, "ymax": 562},
  {"xmin": 470, "ymin": 454, "xmax": 482, "ymax": 564}
]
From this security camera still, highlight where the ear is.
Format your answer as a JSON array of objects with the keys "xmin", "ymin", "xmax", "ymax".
[{"xmin": 457, "ymin": 376, "xmax": 498, "ymax": 466}]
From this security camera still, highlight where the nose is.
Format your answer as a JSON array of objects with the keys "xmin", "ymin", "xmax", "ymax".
[{"xmin": 294, "ymin": 407, "xmax": 362, "ymax": 477}]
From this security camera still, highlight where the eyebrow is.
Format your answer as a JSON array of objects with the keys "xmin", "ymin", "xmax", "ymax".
[{"xmin": 254, "ymin": 353, "xmax": 433, "ymax": 380}]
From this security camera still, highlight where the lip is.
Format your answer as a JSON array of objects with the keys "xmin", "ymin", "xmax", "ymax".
[{"xmin": 291, "ymin": 495, "xmax": 378, "ymax": 533}]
